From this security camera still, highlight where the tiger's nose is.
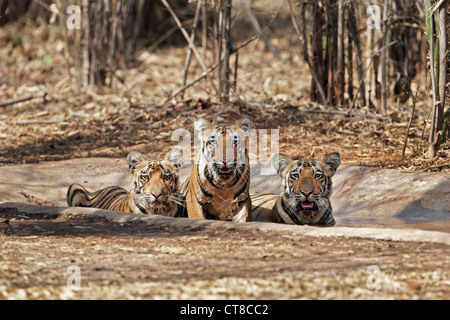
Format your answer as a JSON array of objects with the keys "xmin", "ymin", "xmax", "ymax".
[
  {"xmin": 301, "ymin": 190, "xmax": 313, "ymax": 197},
  {"xmin": 151, "ymin": 192, "xmax": 162, "ymax": 199}
]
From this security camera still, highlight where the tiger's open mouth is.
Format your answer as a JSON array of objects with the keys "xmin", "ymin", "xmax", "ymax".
[
  {"xmin": 218, "ymin": 167, "xmax": 232, "ymax": 174},
  {"xmin": 300, "ymin": 200, "xmax": 316, "ymax": 211}
]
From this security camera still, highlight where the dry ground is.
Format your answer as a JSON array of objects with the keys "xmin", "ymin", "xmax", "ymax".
[{"xmin": 1, "ymin": 208, "xmax": 449, "ymax": 300}]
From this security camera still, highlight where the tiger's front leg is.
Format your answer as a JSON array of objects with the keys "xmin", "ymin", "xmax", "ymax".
[
  {"xmin": 232, "ymin": 200, "xmax": 252, "ymax": 223},
  {"xmin": 185, "ymin": 186, "xmax": 211, "ymax": 219},
  {"xmin": 231, "ymin": 192, "xmax": 252, "ymax": 223}
]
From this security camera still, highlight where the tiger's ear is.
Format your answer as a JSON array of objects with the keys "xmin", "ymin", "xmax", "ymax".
[
  {"xmin": 272, "ymin": 154, "xmax": 292, "ymax": 177},
  {"xmin": 127, "ymin": 151, "xmax": 145, "ymax": 173},
  {"xmin": 322, "ymin": 152, "xmax": 341, "ymax": 177},
  {"xmin": 164, "ymin": 148, "xmax": 183, "ymax": 170},
  {"xmin": 194, "ymin": 118, "xmax": 212, "ymax": 138},
  {"xmin": 238, "ymin": 118, "xmax": 253, "ymax": 134}
]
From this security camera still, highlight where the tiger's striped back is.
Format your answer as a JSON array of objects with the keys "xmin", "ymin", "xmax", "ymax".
[
  {"xmin": 66, "ymin": 149, "xmax": 186, "ymax": 217},
  {"xmin": 67, "ymin": 184, "xmax": 132, "ymax": 212},
  {"xmin": 250, "ymin": 192, "xmax": 279, "ymax": 223}
]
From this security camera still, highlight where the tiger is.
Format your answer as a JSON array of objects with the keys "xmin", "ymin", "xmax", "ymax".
[
  {"xmin": 67, "ymin": 149, "xmax": 186, "ymax": 217},
  {"xmin": 251, "ymin": 152, "xmax": 341, "ymax": 227},
  {"xmin": 180, "ymin": 118, "xmax": 253, "ymax": 222}
]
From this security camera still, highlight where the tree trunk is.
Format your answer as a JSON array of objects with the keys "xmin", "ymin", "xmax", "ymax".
[
  {"xmin": 427, "ymin": 0, "xmax": 447, "ymax": 158},
  {"xmin": 438, "ymin": 0, "xmax": 447, "ymax": 141},
  {"xmin": 380, "ymin": 0, "xmax": 389, "ymax": 114},
  {"xmin": 336, "ymin": 0, "xmax": 345, "ymax": 106}
]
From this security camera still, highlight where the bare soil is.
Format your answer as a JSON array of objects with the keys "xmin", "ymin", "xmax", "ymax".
[{"xmin": 1, "ymin": 207, "xmax": 449, "ymax": 300}]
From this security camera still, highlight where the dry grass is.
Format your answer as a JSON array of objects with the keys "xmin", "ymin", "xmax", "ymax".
[{"xmin": 0, "ymin": 14, "xmax": 448, "ymax": 172}]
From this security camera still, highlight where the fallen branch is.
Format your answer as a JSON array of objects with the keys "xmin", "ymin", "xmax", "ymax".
[
  {"xmin": 422, "ymin": 163, "xmax": 450, "ymax": 172},
  {"xmin": 0, "ymin": 94, "xmax": 34, "ymax": 108},
  {"xmin": 298, "ymin": 108, "xmax": 389, "ymax": 120},
  {"xmin": 0, "ymin": 95, "xmax": 34, "ymax": 108}
]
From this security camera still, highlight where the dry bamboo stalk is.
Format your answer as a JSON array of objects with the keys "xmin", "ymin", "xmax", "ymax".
[
  {"xmin": 81, "ymin": 0, "xmax": 90, "ymax": 87},
  {"xmin": 347, "ymin": 10, "xmax": 353, "ymax": 102},
  {"xmin": 402, "ymin": 89, "xmax": 419, "ymax": 158},
  {"xmin": 380, "ymin": 0, "xmax": 389, "ymax": 114},
  {"xmin": 437, "ymin": 0, "xmax": 447, "ymax": 143},
  {"xmin": 336, "ymin": 0, "xmax": 344, "ymax": 105},
  {"xmin": 161, "ymin": 0, "xmax": 208, "ymax": 73},
  {"xmin": 182, "ymin": 0, "xmax": 203, "ymax": 99},
  {"xmin": 310, "ymin": 0, "xmax": 324, "ymax": 103},
  {"xmin": 217, "ymin": 1, "xmax": 223, "ymax": 98},
  {"xmin": 129, "ymin": 0, "xmax": 145, "ymax": 58},
  {"xmin": 289, "ymin": 0, "xmax": 328, "ymax": 107},
  {"xmin": 347, "ymin": 2, "xmax": 365, "ymax": 106},
  {"xmin": 202, "ymin": 0, "xmax": 207, "ymax": 63},
  {"xmin": 107, "ymin": 0, "xmax": 122, "ymax": 86},
  {"xmin": 428, "ymin": 5, "xmax": 438, "ymax": 158},
  {"xmin": 222, "ymin": 0, "xmax": 232, "ymax": 101}
]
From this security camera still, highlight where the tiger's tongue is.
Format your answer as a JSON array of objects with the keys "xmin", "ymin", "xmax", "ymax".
[
  {"xmin": 301, "ymin": 201, "xmax": 314, "ymax": 209},
  {"xmin": 219, "ymin": 167, "xmax": 231, "ymax": 174}
]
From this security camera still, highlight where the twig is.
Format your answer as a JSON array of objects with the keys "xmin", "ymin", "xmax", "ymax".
[
  {"xmin": 0, "ymin": 95, "xmax": 33, "ymax": 108},
  {"xmin": 380, "ymin": 0, "xmax": 389, "ymax": 114},
  {"xmin": 218, "ymin": 0, "xmax": 233, "ymax": 101},
  {"xmin": 81, "ymin": 0, "xmax": 90, "ymax": 87},
  {"xmin": 298, "ymin": 108, "xmax": 389, "ymax": 120},
  {"xmin": 288, "ymin": 0, "xmax": 327, "ymax": 107},
  {"xmin": 422, "ymin": 163, "xmax": 450, "ymax": 172},
  {"xmin": 182, "ymin": 0, "xmax": 202, "ymax": 99},
  {"xmin": 239, "ymin": 0, "xmax": 281, "ymax": 61},
  {"xmin": 161, "ymin": 0, "xmax": 208, "ymax": 73},
  {"xmin": 147, "ymin": 19, "xmax": 194, "ymax": 52},
  {"xmin": 430, "ymin": 0, "xmax": 445, "ymax": 14},
  {"xmin": 2, "ymin": 119, "xmax": 69, "ymax": 125},
  {"xmin": 163, "ymin": 36, "xmax": 257, "ymax": 103},
  {"xmin": 402, "ymin": 88, "xmax": 419, "ymax": 158}
]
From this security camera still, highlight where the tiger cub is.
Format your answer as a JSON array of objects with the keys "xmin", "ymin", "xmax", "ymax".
[
  {"xmin": 67, "ymin": 149, "xmax": 186, "ymax": 217},
  {"xmin": 181, "ymin": 118, "xmax": 253, "ymax": 222},
  {"xmin": 251, "ymin": 153, "xmax": 341, "ymax": 226}
]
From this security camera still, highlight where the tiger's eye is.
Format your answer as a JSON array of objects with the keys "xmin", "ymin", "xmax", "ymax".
[{"xmin": 290, "ymin": 172, "xmax": 299, "ymax": 180}]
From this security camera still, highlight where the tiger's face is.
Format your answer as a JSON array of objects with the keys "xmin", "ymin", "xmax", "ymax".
[
  {"xmin": 273, "ymin": 153, "xmax": 341, "ymax": 224},
  {"xmin": 195, "ymin": 118, "xmax": 252, "ymax": 186},
  {"xmin": 127, "ymin": 149, "xmax": 182, "ymax": 214}
]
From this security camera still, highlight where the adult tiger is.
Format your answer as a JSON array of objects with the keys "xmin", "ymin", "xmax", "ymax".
[
  {"xmin": 67, "ymin": 149, "xmax": 186, "ymax": 217},
  {"xmin": 251, "ymin": 153, "xmax": 341, "ymax": 226},
  {"xmin": 181, "ymin": 118, "xmax": 253, "ymax": 222}
]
